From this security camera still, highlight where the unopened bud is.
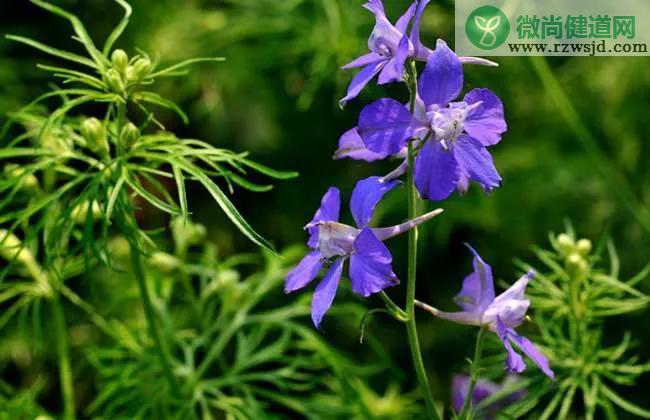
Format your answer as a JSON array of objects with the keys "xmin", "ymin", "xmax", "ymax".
[
  {"xmin": 0, "ymin": 230, "xmax": 31, "ymax": 264},
  {"xmin": 71, "ymin": 201, "xmax": 102, "ymax": 224},
  {"xmin": 127, "ymin": 57, "xmax": 151, "ymax": 82},
  {"xmin": 567, "ymin": 252, "xmax": 588, "ymax": 273},
  {"xmin": 105, "ymin": 68, "xmax": 126, "ymax": 94},
  {"xmin": 4, "ymin": 165, "xmax": 38, "ymax": 191},
  {"xmin": 576, "ymin": 239, "xmax": 592, "ymax": 256},
  {"xmin": 122, "ymin": 122, "xmax": 140, "ymax": 149},
  {"xmin": 149, "ymin": 252, "xmax": 181, "ymax": 273},
  {"xmin": 172, "ymin": 218, "xmax": 207, "ymax": 247},
  {"xmin": 111, "ymin": 49, "xmax": 129, "ymax": 74},
  {"xmin": 108, "ymin": 236, "xmax": 130, "ymax": 259},
  {"xmin": 80, "ymin": 118, "xmax": 110, "ymax": 158},
  {"xmin": 556, "ymin": 233, "xmax": 575, "ymax": 254},
  {"xmin": 187, "ymin": 224, "xmax": 207, "ymax": 246}
]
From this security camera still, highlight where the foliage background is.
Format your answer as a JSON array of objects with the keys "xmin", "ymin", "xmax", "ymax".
[{"xmin": 0, "ymin": 0, "xmax": 648, "ymax": 416}]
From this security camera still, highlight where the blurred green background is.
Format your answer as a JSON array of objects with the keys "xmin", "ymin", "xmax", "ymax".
[{"xmin": 1, "ymin": 0, "xmax": 648, "ymax": 415}]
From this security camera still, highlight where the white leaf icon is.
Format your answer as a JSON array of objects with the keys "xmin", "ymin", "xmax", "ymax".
[
  {"xmin": 474, "ymin": 16, "xmax": 488, "ymax": 30},
  {"xmin": 486, "ymin": 16, "xmax": 501, "ymax": 31}
]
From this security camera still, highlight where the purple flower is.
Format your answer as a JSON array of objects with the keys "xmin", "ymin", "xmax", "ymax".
[
  {"xmin": 285, "ymin": 177, "xmax": 443, "ymax": 328},
  {"xmin": 422, "ymin": 246, "xmax": 554, "ymax": 378},
  {"xmin": 340, "ymin": 0, "xmax": 497, "ymax": 106},
  {"xmin": 451, "ymin": 375, "xmax": 524, "ymax": 418},
  {"xmin": 357, "ymin": 40, "xmax": 507, "ymax": 201}
]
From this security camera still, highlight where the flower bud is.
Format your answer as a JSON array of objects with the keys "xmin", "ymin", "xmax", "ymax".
[
  {"xmin": 171, "ymin": 218, "xmax": 207, "ymax": 247},
  {"xmin": 149, "ymin": 252, "xmax": 182, "ymax": 273},
  {"xmin": 111, "ymin": 49, "xmax": 129, "ymax": 74},
  {"xmin": 122, "ymin": 122, "xmax": 140, "ymax": 149},
  {"xmin": 0, "ymin": 230, "xmax": 31, "ymax": 264},
  {"xmin": 556, "ymin": 233, "xmax": 575, "ymax": 254},
  {"xmin": 105, "ymin": 68, "xmax": 126, "ymax": 94},
  {"xmin": 40, "ymin": 132, "xmax": 70, "ymax": 154},
  {"xmin": 80, "ymin": 118, "xmax": 110, "ymax": 158},
  {"xmin": 576, "ymin": 239, "xmax": 592, "ymax": 256},
  {"xmin": 71, "ymin": 201, "xmax": 102, "ymax": 224},
  {"xmin": 108, "ymin": 236, "xmax": 130, "ymax": 259},
  {"xmin": 187, "ymin": 224, "xmax": 207, "ymax": 246},
  {"xmin": 567, "ymin": 252, "xmax": 588, "ymax": 273},
  {"xmin": 127, "ymin": 57, "xmax": 151, "ymax": 82},
  {"xmin": 4, "ymin": 165, "xmax": 39, "ymax": 191}
]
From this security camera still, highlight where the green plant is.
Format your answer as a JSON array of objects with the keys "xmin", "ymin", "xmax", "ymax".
[
  {"xmin": 473, "ymin": 227, "xmax": 650, "ymax": 419},
  {"xmin": 0, "ymin": 0, "xmax": 297, "ymax": 417}
]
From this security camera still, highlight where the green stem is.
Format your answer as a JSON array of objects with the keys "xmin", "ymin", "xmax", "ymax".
[
  {"xmin": 128, "ymin": 237, "xmax": 180, "ymax": 396},
  {"xmin": 114, "ymin": 94, "xmax": 179, "ymax": 392},
  {"xmin": 51, "ymin": 296, "xmax": 75, "ymax": 420},
  {"xmin": 406, "ymin": 141, "xmax": 439, "ymax": 420},
  {"xmin": 459, "ymin": 328, "xmax": 487, "ymax": 419},
  {"xmin": 115, "ymin": 100, "xmax": 127, "ymax": 157},
  {"xmin": 404, "ymin": 59, "xmax": 440, "ymax": 420},
  {"xmin": 379, "ymin": 291, "xmax": 408, "ymax": 322}
]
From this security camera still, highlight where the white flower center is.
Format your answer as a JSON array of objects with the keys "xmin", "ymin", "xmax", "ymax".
[
  {"xmin": 427, "ymin": 101, "xmax": 481, "ymax": 149},
  {"xmin": 316, "ymin": 222, "xmax": 360, "ymax": 259}
]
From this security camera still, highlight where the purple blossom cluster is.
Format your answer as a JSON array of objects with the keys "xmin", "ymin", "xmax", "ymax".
[{"xmin": 284, "ymin": 0, "xmax": 554, "ymax": 390}]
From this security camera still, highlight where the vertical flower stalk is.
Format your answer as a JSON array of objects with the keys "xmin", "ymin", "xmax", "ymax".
[
  {"xmin": 106, "ymin": 48, "xmax": 180, "ymax": 395},
  {"xmin": 404, "ymin": 59, "xmax": 440, "ymax": 420}
]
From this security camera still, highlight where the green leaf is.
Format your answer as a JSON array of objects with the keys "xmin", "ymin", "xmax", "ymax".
[
  {"xmin": 176, "ymin": 159, "xmax": 276, "ymax": 253},
  {"xmin": 105, "ymin": 173, "xmax": 126, "ymax": 222},
  {"xmin": 36, "ymin": 64, "xmax": 105, "ymax": 90},
  {"xmin": 600, "ymin": 383, "xmax": 650, "ymax": 418},
  {"xmin": 124, "ymin": 172, "xmax": 181, "ymax": 216},
  {"xmin": 103, "ymin": 0, "xmax": 132, "ymax": 55},
  {"xmin": 149, "ymin": 57, "xmax": 225, "ymax": 78},
  {"xmin": 172, "ymin": 164, "xmax": 189, "ymax": 220},
  {"xmin": 133, "ymin": 92, "xmax": 189, "ymax": 125},
  {"xmin": 30, "ymin": 0, "xmax": 109, "ymax": 69},
  {"xmin": 238, "ymin": 158, "xmax": 299, "ymax": 180},
  {"xmin": 5, "ymin": 35, "xmax": 97, "ymax": 69}
]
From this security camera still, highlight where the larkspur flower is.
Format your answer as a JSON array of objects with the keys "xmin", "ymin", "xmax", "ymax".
[
  {"xmin": 417, "ymin": 245, "xmax": 554, "ymax": 378},
  {"xmin": 340, "ymin": 0, "xmax": 496, "ymax": 106},
  {"xmin": 451, "ymin": 375, "xmax": 524, "ymax": 418},
  {"xmin": 357, "ymin": 40, "xmax": 507, "ymax": 201},
  {"xmin": 284, "ymin": 177, "xmax": 443, "ymax": 328}
]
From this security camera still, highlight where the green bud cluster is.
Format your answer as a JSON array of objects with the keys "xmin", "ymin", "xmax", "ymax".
[
  {"xmin": 126, "ymin": 57, "xmax": 152, "ymax": 83},
  {"xmin": 106, "ymin": 49, "xmax": 152, "ymax": 94},
  {"xmin": 555, "ymin": 233, "xmax": 592, "ymax": 273},
  {"xmin": 71, "ymin": 201, "xmax": 102, "ymax": 224}
]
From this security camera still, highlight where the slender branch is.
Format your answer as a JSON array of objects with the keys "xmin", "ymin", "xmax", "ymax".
[
  {"xmin": 51, "ymin": 296, "xmax": 75, "ymax": 420},
  {"xmin": 459, "ymin": 327, "xmax": 487, "ymax": 419},
  {"xmin": 379, "ymin": 291, "xmax": 408, "ymax": 322},
  {"xmin": 404, "ymin": 59, "xmax": 441, "ymax": 420}
]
